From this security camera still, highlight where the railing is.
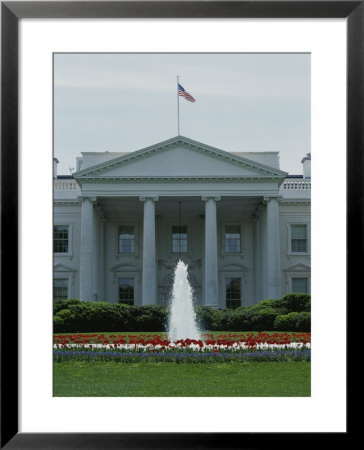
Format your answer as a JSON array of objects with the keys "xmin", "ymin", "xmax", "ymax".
[
  {"xmin": 283, "ymin": 179, "xmax": 311, "ymax": 190},
  {"xmin": 54, "ymin": 179, "xmax": 79, "ymax": 190},
  {"xmin": 53, "ymin": 177, "xmax": 310, "ymax": 192}
]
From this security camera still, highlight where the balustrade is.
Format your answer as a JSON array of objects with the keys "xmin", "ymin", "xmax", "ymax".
[
  {"xmin": 54, "ymin": 179, "xmax": 78, "ymax": 190},
  {"xmin": 283, "ymin": 179, "xmax": 311, "ymax": 190}
]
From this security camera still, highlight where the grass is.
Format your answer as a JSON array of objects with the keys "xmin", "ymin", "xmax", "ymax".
[
  {"xmin": 53, "ymin": 360, "xmax": 310, "ymax": 397},
  {"xmin": 54, "ymin": 331, "xmax": 306, "ymax": 339}
]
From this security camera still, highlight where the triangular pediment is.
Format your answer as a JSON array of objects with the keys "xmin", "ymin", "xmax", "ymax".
[
  {"xmin": 74, "ymin": 136, "xmax": 287, "ymax": 182},
  {"xmin": 54, "ymin": 263, "xmax": 76, "ymax": 272},
  {"xmin": 111, "ymin": 263, "xmax": 141, "ymax": 272},
  {"xmin": 220, "ymin": 263, "xmax": 249, "ymax": 272},
  {"xmin": 284, "ymin": 263, "xmax": 311, "ymax": 272}
]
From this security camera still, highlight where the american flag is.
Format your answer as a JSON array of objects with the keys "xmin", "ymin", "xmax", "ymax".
[{"xmin": 178, "ymin": 83, "xmax": 196, "ymax": 102}]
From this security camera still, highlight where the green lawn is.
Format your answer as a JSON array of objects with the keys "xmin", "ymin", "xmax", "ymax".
[
  {"xmin": 54, "ymin": 331, "xmax": 306, "ymax": 338},
  {"xmin": 53, "ymin": 361, "xmax": 310, "ymax": 397}
]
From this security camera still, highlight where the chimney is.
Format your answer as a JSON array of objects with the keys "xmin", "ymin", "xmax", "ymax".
[
  {"xmin": 76, "ymin": 157, "xmax": 83, "ymax": 171},
  {"xmin": 53, "ymin": 158, "xmax": 59, "ymax": 179},
  {"xmin": 301, "ymin": 153, "xmax": 311, "ymax": 178}
]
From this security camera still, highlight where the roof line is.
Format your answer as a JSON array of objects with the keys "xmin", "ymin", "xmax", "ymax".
[{"xmin": 74, "ymin": 135, "xmax": 287, "ymax": 178}]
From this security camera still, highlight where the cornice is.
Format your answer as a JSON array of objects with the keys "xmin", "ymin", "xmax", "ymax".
[
  {"xmin": 76, "ymin": 175, "xmax": 284, "ymax": 183},
  {"xmin": 53, "ymin": 199, "xmax": 81, "ymax": 206},
  {"xmin": 279, "ymin": 199, "xmax": 311, "ymax": 205}
]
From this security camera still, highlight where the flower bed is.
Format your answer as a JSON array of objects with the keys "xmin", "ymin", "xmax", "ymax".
[
  {"xmin": 53, "ymin": 332, "xmax": 311, "ymax": 363},
  {"xmin": 54, "ymin": 349, "xmax": 310, "ymax": 363}
]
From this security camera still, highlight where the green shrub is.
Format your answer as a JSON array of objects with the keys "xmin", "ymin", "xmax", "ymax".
[
  {"xmin": 194, "ymin": 306, "xmax": 216, "ymax": 330},
  {"xmin": 295, "ymin": 312, "xmax": 311, "ymax": 331},
  {"xmin": 54, "ymin": 308, "xmax": 76, "ymax": 332},
  {"xmin": 53, "ymin": 294, "xmax": 311, "ymax": 333},
  {"xmin": 53, "ymin": 301, "xmax": 168, "ymax": 333},
  {"xmin": 227, "ymin": 308, "xmax": 250, "ymax": 331},
  {"xmin": 194, "ymin": 307, "xmax": 235, "ymax": 331},
  {"xmin": 281, "ymin": 293, "xmax": 311, "ymax": 312},
  {"xmin": 53, "ymin": 298, "xmax": 82, "ymax": 315},
  {"xmin": 132, "ymin": 305, "xmax": 168, "ymax": 331},
  {"xmin": 244, "ymin": 305, "xmax": 278, "ymax": 331},
  {"xmin": 53, "ymin": 315, "xmax": 64, "ymax": 332},
  {"xmin": 216, "ymin": 309, "xmax": 235, "ymax": 331},
  {"xmin": 274, "ymin": 311, "xmax": 311, "ymax": 332},
  {"xmin": 256, "ymin": 298, "xmax": 284, "ymax": 310}
]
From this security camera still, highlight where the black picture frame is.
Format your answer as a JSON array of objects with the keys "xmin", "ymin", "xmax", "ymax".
[{"xmin": 1, "ymin": 1, "xmax": 357, "ymax": 448}]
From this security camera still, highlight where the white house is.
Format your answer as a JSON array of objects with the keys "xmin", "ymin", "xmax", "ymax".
[{"xmin": 53, "ymin": 136, "xmax": 311, "ymax": 308}]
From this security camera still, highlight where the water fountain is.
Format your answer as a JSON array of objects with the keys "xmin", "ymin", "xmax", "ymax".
[{"xmin": 168, "ymin": 259, "xmax": 202, "ymax": 341}]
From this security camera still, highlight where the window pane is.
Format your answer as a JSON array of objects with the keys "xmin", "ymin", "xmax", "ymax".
[
  {"xmin": 291, "ymin": 225, "xmax": 307, "ymax": 252},
  {"xmin": 172, "ymin": 225, "xmax": 188, "ymax": 254},
  {"xmin": 225, "ymin": 225, "xmax": 240, "ymax": 253},
  {"xmin": 225, "ymin": 277, "xmax": 241, "ymax": 309},
  {"xmin": 225, "ymin": 225, "xmax": 240, "ymax": 234},
  {"xmin": 291, "ymin": 225, "xmax": 306, "ymax": 239},
  {"xmin": 292, "ymin": 278, "xmax": 308, "ymax": 293},
  {"xmin": 54, "ymin": 225, "xmax": 69, "ymax": 253},
  {"xmin": 292, "ymin": 239, "xmax": 307, "ymax": 252},
  {"xmin": 119, "ymin": 226, "xmax": 135, "ymax": 253},
  {"xmin": 118, "ymin": 278, "xmax": 134, "ymax": 305},
  {"xmin": 53, "ymin": 278, "xmax": 68, "ymax": 301}
]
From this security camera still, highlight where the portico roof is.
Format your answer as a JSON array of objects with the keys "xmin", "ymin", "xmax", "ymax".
[{"xmin": 73, "ymin": 136, "xmax": 287, "ymax": 186}]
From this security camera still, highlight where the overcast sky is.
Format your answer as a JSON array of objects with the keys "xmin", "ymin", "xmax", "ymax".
[{"xmin": 54, "ymin": 53, "xmax": 310, "ymax": 176}]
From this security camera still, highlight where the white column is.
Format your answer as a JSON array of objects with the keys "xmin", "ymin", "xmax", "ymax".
[
  {"xmin": 92, "ymin": 207, "xmax": 100, "ymax": 301},
  {"xmin": 99, "ymin": 215, "xmax": 106, "ymax": 302},
  {"xmin": 265, "ymin": 196, "xmax": 281, "ymax": 299},
  {"xmin": 260, "ymin": 205, "xmax": 267, "ymax": 300},
  {"xmin": 202, "ymin": 196, "xmax": 220, "ymax": 308},
  {"xmin": 79, "ymin": 196, "xmax": 95, "ymax": 301},
  {"xmin": 140, "ymin": 196, "xmax": 158, "ymax": 305},
  {"xmin": 253, "ymin": 216, "xmax": 260, "ymax": 303}
]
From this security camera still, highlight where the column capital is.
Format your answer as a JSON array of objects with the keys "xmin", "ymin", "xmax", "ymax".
[
  {"xmin": 78, "ymin": 195, "xmax": 97, "ymax": 203},
  {"xmin": 201, "ymin": 195, "xmax": 221, "ymax": 202},
  {"xmin": 139, "ymin": 196, "xmax": 159, "ymax": 202},
  {"xmin": 263, "ymin": 195, "xmax": 282, "ymax": 204}
]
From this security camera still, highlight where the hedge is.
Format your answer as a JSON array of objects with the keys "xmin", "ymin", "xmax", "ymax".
[
  {"xmin": 54, "ymin": 293, "xmax": 311, "ymax": 333},
  {"xmin": 274, "ymin": 312, "xmax": 311, "ymax": 332},
  {"xmin": 53, "ymin": 301, "xmax": 168, "ymax": 333}
]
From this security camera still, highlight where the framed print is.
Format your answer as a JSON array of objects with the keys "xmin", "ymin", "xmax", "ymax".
[{"xmin": 1, "ymin": 1, "xmax": 359, "ymax": 448}]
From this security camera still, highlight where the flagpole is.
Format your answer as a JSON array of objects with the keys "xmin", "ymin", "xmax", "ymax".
[{"xmin": 177, "ymin": 75, "xmax": 180, "ymax": 135}]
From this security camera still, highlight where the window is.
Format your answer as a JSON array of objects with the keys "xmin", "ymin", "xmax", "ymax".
[
  {"xmin": 54, "ymin": 225, "xmax": 69, "ymax": 253},
  {"xmin": 292, "ymin": 278, "xmax": 308, "ymax": 293},
  {"xmin": 118, "ymin": 278, "xmax": 134, "ymax": 305},
  {"xmin": 291, "ymin": 225, "xmax": 307, "ymax": 252},
  {"xmin": 224, "ymin": 225, "xmax": 241, "ymax": 253},
  {"xmin": 119, "ymin": 226, "xmax": 135, "ymax": 253},
  {"xmin": 53, "ymin": 278, "xmax": 68, "ymax": 301},
  {"xmin": 172, "ymin": 225, "xmax": 188, "ymax": 254},
  {"xmin": 225, "ymin": 277, "xmax": 241, "ymax": 309}
]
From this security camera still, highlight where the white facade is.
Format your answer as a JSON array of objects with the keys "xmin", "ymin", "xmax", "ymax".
[{"xmin": 53, "ymin": 136, "xmax": 311, "ymax": 307}]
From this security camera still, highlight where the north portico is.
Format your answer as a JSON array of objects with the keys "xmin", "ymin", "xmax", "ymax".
[{"xmin": 54, "ymin": 136, "xmax": 311, "ymax": 307}]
